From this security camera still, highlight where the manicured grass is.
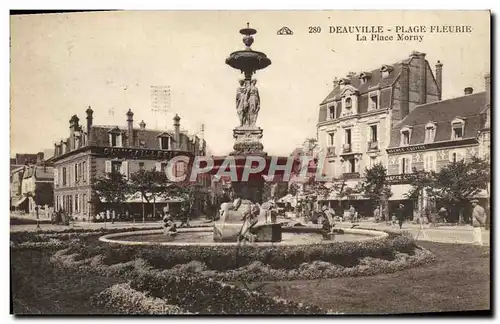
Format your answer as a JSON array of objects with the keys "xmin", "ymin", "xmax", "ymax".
[
  {"xmin": 11, "ymin": 249, "xmax": 125, "ymax": 314},
  {"xmin": 11, "ymin": 241, "xmax": 490, "ymax": 314},
  {"xmin": 258, "ymin": 242, "xmax": 491, "ymax": 314}
]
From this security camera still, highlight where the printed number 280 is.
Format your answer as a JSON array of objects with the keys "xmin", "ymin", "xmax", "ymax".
[{"xmin": 308, "ymin": 26, "xmax": 321, "ymax": 33}]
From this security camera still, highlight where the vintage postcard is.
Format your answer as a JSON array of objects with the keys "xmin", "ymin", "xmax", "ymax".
[{"xmin": 10, "ymin": 10, "xmax": 491, "ymax": 315}]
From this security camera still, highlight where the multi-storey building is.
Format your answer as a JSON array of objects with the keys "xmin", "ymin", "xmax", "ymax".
[
  {"xmin": 51, "ymin": 107, "xmax": 209, "ymax": 221},
  {"xmin": 316, "ymin": 51, "xmax": 442, "ymax": 214},
  {"xmin": 21, "ymin": 164, "xmax": 54, "ymax": 215},
  {"xmin": 386, "ymin": 74, "xmax": 490, "ymax": 221},
  {"xmin": 10, "ymin": 152, "xmax": 54, "ymax": 212}
]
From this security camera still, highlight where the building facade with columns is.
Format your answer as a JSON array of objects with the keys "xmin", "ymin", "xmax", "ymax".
[
  {"xmin": 386, "ymin": 74, "xmax": 491, "ymax": 221},
  {"xmin": 51, "ymin": 107, "xmax": 208, "ymax": 221},
  {"xmin": 316, "ymin": 51, "xmax": 442, "ymax": 214}
]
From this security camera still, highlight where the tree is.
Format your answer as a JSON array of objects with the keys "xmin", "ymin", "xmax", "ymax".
[
  {"xmin": 359, "ymin": 163, "xmax": 392, "ymax": 221},
  {"xmin": 422, "ymin": 156, "xmax": 490, "ymax": 224},
  {"xmin": 93, "ymin": 172, "xmax": 131, "ymax": 223},
  {"xmin": 405, "ymin": 168, "xmax": 435, "ymax": 223},
  {"xmin": 129, "ymin": 169, "xmax": 169, "ymax": 222}
]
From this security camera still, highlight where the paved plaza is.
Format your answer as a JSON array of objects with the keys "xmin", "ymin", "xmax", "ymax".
[{"xmin": 10, "ymin": 213, "xmax": 490, "ymax": 246}]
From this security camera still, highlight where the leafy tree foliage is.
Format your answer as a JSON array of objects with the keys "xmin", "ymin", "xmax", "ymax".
[
  {"xmin": 359, "ymin": 163, "xmax": 392, "ymax": 220},
  {"xmin": 408, "ymin": 156, "xmax": 490, "ymax": 223},
  {"xmin": 92, "ymin": 172, "xmax": 131, "ymax": 220}
]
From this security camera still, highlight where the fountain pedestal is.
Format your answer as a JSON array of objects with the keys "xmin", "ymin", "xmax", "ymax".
[{"xmin": 232, "ymin": 126, "xmax": 264, "ymax": 155}]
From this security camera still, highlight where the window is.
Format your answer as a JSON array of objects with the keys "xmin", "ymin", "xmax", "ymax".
[
  {"xmin": 369, "ymin": 95, "xmax": 378, "ymax": 110},
  {"xmin": 345, "ymin": 157, "xmax": 356, "ymax": 173},
  {"xmin": 62, "ymin": 167, "xmax": 67, "ymax": 186},
  {"xmin": 452, "ymin": 127, "xmax": 463, "ymax": 140},
  {"xmin": 75, "ymin": 194, "xmax": 78, "ymax": 212},
  {"xmin": 451, "ymin": 118, "xmax": 465, "ymax": 140},
  {"xmin": 344, "ymin": 98, "xmax": 352, "ymax": 116},
  {"xmin": 111, "ymin": 161, "xmax": 122, "ymax": 174},
  {"xmin": 329, "ymin": 106, "xmax": 335, "ymax": 120},
  {"xmin": 160, "ymin": 137, "xmax": 170, "ymax": 150},
  {"xmin": 400, "ymin": 127, "xmax": 412, "ymax": 146},
  {"xmin": 449, "ymin": 151, "xmax": 465, "ymax": 163},
  {"xmin": 400, "ymin": 157, "xmax": 411, "ymax": 174},
  {"xmin": 139, "ymin": 139, "xmax": 146, "ymax": 148},
  {"xmin": 425, "ymin": 123, "xmax": 436, "ymax": 143},
  {"xmin": 111, "ymin": 134, "xmax": 118, "ymax": 147},
  {"xmin": 83, "ymin": 194, "xmax": 87, "ymax": 214},
  {"xmin": 370, "ymin": 125, "xmax": 378, "ymax": 142},
  {"xmin": 328, "ymin": 132, "xmax": 335, "ymax": 146},
  {"xmin": 74, "ymin": 164, "xmax": 78, "ymax": 183},
  {"xmin": 82, "ymin": 161, "xmax": 86, "ymax": 182},
  {"xmin": 345, "ymin": 129, "xmax": 352, "ymax": 145},
  {"xmin": 424, "ymin": 153, "xmax": 436, "ymax": 171}
]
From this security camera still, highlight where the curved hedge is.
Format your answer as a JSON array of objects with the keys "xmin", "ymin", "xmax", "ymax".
[{"xmin": 61, "ymin": 233, "xmax": 417, "ymax": 271}]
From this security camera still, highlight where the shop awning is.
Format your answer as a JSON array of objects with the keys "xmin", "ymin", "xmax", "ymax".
[
  {"xmin": 389, "ymin": 184, "xmax": 413, "ymax": 201},
  {"xmin": 13, "ymin": 196, "xmax": 27, "ymax": 207}
]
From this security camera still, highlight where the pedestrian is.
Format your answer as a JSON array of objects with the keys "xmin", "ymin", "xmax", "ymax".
[
  {"xmin": 349, "ymin": 205, "xmax": 356, "ymax": 223},
  {"xmin": 471, "ymin": 199, "xmax": 486, "ymax": 246},
  {"xmin": 396, "ymin": 203, "xmax": 405, "ymax": 229},
  {"xmin": 373, "ymin": 206, "xmax": 380, "ymax": 223},
  {"xmin": 437, "ymin": 206, "xmax": 447, "ymax": 224}
]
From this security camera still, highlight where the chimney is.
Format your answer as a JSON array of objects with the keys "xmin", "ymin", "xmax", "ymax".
[
  {"xmin": 410, "ymin": 51, "xmax": 427, "ymax": 104},
  {"xmin": 173, "ymin": 114, "xmax": 181, "ymax": 150},
  {"xmin": 139, "ymin": 120, "xmax": 146, "ymax": 130},
  {"xmin": 435, "ymin": 60, "xmax": 443, "ymax": 100},
  {"xmin": 333, "ymin": 77, "xmax": 339, "ymax": 88},
  {"xmin": 86, "ymin": 106, "xmax": 94, "ymax": 146},
  {"xmin": 126, "ymin": 109, "xmax": 134, "ymax": 147},
  {"xmin": 69, "ymin": 115, "xmax": 80, "ymax": 151},
  {"xmin": 54, "ymin": 142, "xmax": 58, "ymax": 157},
  {"xmin": 464, "ymin": 87, "xmax": 474, "ymax": 95},
  {"xmin": 400, "ymin": 62, "xmax": 410, "ymax": 118}
]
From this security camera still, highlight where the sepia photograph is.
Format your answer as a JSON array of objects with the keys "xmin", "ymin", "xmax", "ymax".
[{"xmin": 9, "ymin": 10, "xmax": 491, "ymax": 315}]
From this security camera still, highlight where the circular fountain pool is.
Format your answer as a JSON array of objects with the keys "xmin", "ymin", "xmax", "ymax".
[{"xmin": 99, "ymin": 226, "xmax": 387, "ymax": 247}]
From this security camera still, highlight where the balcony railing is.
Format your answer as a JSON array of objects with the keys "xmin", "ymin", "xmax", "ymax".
[
  {"xmin": 368, "ymin": 141, "xmax": 378, "ymax": 151},
  {"xmin": 342, "ymin": 172, "xmax": 360, "ymax": 179},
  {"xmin": 342, "ymin": 143, "xmax": 352, "ymax": 153},
  {"xmin": 326, "ymin": 146, "xmax": 336, "ymax": 156}
]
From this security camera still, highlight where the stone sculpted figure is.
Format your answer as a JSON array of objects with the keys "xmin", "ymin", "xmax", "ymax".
[
  {"xmin": 247, "ymin": 79, "xmax": 260, "ymax": 126},
  {"xmin": 236, "ymin": 79, "xmax": 249, "ymax": 126}
]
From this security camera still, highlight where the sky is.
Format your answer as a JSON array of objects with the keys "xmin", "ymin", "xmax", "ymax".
[{"xmin": 10, "ymin": 10, "xmax": 490, "ymax": 157}]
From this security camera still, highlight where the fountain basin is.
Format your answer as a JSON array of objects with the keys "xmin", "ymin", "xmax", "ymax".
[{"xmin": 98, "ymin": 227, "xmax": 387, "ymax": 247}]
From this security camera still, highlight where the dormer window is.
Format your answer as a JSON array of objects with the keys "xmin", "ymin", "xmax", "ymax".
[
  {"xmin": 451, "ymin": 118, "xmax": 465, "ymax": 140},
  {"xmin": 368, "ymin": 91, "xmax": 379, "ymax": 111},
  {"xmin": 359, "ymin": 72, "xmax": 371, "ymax": 84},
  {"xmin": 343, "ymin": 97, "xmax": 353, "ymax": 116},
  {"xmin": 329, "ymin": 105, "xmax": 335, "ymax": 120},
  {"xmin": 380, "ymin": 65, "xmax": 394, "ymax": 78},
  {"xmin": 400, "ymin": 126, "xmax": 412, "ymax": 146},
  {"xmin": 424, "ymin": 122, "xmax": 437, "ymax": 143},
  {"xmin": 157, "ymin": 133, "xmax": 172, "ymax": 150},
  {"xmin": 108, "ymin": 127, "xmax": 123, "ymax": 148}
]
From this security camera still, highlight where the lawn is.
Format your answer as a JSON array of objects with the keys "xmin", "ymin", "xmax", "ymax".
[
  {"xmin": 10, "ymin": 241, "xmax": 490, "ymax": 315},
  {"xmin": 258, "ymin": 242, "xmax": 491, "ymax": 314}
]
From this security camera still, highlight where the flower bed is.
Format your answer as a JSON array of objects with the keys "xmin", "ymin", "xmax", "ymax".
[
  {"xmin": 51, "ymin": 249, "xmax": 324, "ymax": 314},
  {"xmin": 90, "ymin": 283, "xmax": 190, "ymax": 315},
  {"xmin": 85, "ymin": 233, "xmax": 416, "ymax": 270},
  {"xmin": 50, "ymin": 233, "xmax": 434, "ymax": 282}
]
